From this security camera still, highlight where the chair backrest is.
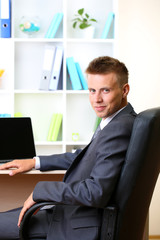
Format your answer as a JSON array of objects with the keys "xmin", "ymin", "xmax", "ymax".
[{"xmin": 105, "ymin": 107, "xmax": 160, "ymax": 240}]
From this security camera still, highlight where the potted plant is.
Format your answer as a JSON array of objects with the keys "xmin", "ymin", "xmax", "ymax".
[{"xmin": 72, "ymin": 8, "xmax": 97, "ymax": 38}]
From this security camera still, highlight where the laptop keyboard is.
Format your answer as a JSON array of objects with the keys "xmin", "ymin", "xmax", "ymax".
[{"xmin": 0, "ymin": 159, "xmax": 12, "ymax": 164}]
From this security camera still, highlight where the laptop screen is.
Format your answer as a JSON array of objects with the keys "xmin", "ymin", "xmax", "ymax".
[{"xmin": 0, "ymin": 117, "xmax": 36, "ymax": 162}]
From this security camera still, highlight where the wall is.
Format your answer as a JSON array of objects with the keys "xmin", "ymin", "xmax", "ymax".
[{"xmin": 117, "ymin": 0, "xmax": 160, "ymax": 235}]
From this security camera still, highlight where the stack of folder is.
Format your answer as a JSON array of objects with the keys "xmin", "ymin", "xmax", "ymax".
[
  {"xmin": 39, "ymin": 45, "xmax": 63, "ymax": 91},
  {"xmin": 47, "ymin": 113, "xmax": 63, "ymax": 141},
  {"xmin": 66, "ymin": 57, "xmax": 88, "ymax": 90}
]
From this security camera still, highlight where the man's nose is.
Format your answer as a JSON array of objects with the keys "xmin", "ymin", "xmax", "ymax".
[{"xmin": 95, "ymin": 92, "xmax": 102, "ymax": 102}]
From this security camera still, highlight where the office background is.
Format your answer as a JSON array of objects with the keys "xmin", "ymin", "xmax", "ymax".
[
  {"xmin": 0, "ymin": 0, "xmax": 159, "ymax": 236},
  {"xmin": 118, "ymin": 0, "xmax": 160, "ymax": 235}
]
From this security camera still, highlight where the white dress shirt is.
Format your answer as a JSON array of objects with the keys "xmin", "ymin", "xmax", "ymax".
[{"xmin": 100, "ymin": 106, "xmax": 125, "ymax": 130}]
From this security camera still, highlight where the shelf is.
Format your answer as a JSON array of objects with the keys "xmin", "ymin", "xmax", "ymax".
[
  {"xmin": 13, "ymin": 38, "xmax": 64, "ymax": 43},
  {"xmin": 66, "ymin": 90, "xmax": 88, "ymax": 94},
  {"xmin": 35, "ymin": 141, "xmax": 63, "ymax": 146},
  {"xmin": 0, "ymin": 90, "xmax": 12, "ymax": 94},
  {"xmin": 66, "ymin": 141, "xmax": 89, "ymax": 146},
  {"xmin": 14, "ymin": 90, "xmax": 88, "ymax": 94},
  {"xmin": 14, "ymin": 89, "xmax": 64, "ymax": 94},
  {"xmin": 0, "ymin": 0, "xmax": 117, "ymax": 155},
  {"xmin": 66, "ymin": 38, "xmax": 115, "ymax": 43}
]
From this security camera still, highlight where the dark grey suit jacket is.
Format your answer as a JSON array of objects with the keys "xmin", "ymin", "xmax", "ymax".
[{"xmin": 33, "ymin": 103, "xmax": 136, "ymax": 240}]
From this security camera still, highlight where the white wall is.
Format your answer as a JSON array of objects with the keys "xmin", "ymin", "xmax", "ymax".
[
  {"xmin": 117, "ymin": 0, "xmax": 160, "ymax": 235},
  {"xmin": 117, "ymin": 0, "xmax": 160, "ymax": 113}
]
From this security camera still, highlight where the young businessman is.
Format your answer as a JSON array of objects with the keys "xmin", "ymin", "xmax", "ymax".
[{"xmin": 0, "ymin": 56, "xmax": 137, "ymax": 240}]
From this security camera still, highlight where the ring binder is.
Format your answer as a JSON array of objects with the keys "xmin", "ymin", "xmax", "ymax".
[
  {"xmin": 0, "ymin": 0, "xmax": 11, "ymax": 38},
  {"xmin": 39, "ymin": 45, "xmax": 56, "ymax": 91}
]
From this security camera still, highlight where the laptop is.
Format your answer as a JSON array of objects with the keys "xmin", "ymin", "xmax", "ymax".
[{"xmin": 0, "ymin": 117, "xmax": 36, "ymax": 164}]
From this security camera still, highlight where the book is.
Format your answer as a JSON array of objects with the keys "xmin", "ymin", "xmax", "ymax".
[
  {"xmin": 66, "ymin": 57, "xmax": 82, "ymax": 90},
  {"xmin": 0, "ymin": 0, "xmax": 11, "ymax": 38},
  {"xmin": 75, "ymin": 62, "xmax": 88, "ymax": 90},
  {"xmin": 47, "ymin": 113, "xmax": 63, "ymax": 141},
  {"xmin": 49, "ymin": 46, "xmax": 63, "ymax": 91},
  {"xmin": 45, "ymin": 12, "xmax": 63, "ymax": 38},
  {"xmin": 101, "ymin": 12, "xmax": 115, "ymax": 39},
  {"xmin": 47, "ymin": 113, "xmax": 58, "ymax": 141},
  {"xmin": 45, "ymin": 12, "xmax": 59, "ymax": 38},
  {"xmin": 39, "ymin": 45, "xmax": 56, "ymax": 90},
  {"xmin": 51, "ymin": 113, "xmax": 63, "ymax": 141}
]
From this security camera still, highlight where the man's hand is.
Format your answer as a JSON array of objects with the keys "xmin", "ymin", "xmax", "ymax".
[
  {"xmin": 18, "ymin": 192, "xmax": 36, "ymax": 227},
  {"xmin": 0, "ymin": 159, "xmax": 35, "ymax": 176}
]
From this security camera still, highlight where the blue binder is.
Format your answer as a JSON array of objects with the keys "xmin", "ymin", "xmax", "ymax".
[
  {"xmin": 101, "ymin": 12, "xmax": 115, "ymax": 39},
  {"xmin": 66, "ymin": 57, "xmax": 82, "ymax": 90},
  {"xmin": 0, "ymin": 0, "xmax": 11, "ymax": 38},
  {"xmin": 45, "ymin": 12, "xmax": 63, "ymax": 38},
  {"xmin": 75, "ymin": 62, "xmax": 88, "ymax": 90}
]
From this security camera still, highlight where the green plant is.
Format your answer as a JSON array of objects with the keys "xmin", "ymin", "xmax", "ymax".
[{"xmin": 72, "ymin": 8, "xmax": 97, "ymax": 29}]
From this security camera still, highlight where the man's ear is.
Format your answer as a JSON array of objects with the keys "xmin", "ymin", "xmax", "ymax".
[{"xmin": 122, "ymin": 83, "xmax": 130, "ymax": 98}]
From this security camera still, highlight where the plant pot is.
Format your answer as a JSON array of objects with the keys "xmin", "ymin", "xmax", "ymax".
[{"xmin": 73, "ymin": 26, "xmax": 95, "ymax": 39}]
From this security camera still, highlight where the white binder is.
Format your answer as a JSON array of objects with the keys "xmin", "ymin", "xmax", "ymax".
[
  {"xmin": 39, "ymin": 45, "xmax": 56, "ymax": 90},
  {"xmin": 49, "ymin": 46, "xmax": 63, "ymax": 91}
]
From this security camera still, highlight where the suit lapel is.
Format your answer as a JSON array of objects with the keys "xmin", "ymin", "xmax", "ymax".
[{"xmin": 63, "ymin": 142, "xmax": 92, "ymax": 181}]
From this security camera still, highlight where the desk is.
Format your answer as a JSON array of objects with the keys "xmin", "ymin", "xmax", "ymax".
[{"xmin": 0, "ymin": 170, "xmax": 65, "ymax": 211}]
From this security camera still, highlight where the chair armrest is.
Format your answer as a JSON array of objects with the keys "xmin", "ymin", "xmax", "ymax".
[
  {"xmin": 19, "ymin": 202, "xmax": 118, "ymax": 240},
  {"xmin": 100, "ymin": 206, "xmax": 117, "ymax": 240},
  {"xmin": 19, "ymin": 201, "xmax": 55, "ymax": 240}
]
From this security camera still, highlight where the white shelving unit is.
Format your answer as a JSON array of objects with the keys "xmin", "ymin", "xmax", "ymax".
[{"xmin": 0, "ymin": 0, "xmax": 118, "ymax": 156}]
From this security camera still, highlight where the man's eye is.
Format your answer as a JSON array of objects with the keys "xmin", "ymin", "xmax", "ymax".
[
  {"xmin": 89, "ymin": 89, "xmax": 95, "ymax": 93},
  {"xmin": 104, "ymin": 89, "xmax": 109, "ymax": 93}
]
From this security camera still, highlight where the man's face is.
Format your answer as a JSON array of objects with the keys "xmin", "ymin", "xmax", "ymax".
[{"xmin": 87, "ymin": 72, "xmax": 129, "ymax": 120}]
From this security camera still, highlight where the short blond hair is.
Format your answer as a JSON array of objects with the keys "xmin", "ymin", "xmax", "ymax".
[{"xmin": 86, "ymin": 56, "xmax": 129, "ymax": 86}]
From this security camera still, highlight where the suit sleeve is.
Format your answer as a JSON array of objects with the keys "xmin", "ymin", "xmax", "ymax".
[
  {"xmin": 38, "ymin": 148, "xmax": 82, "ymax": 171},
  {"xmin": 33, "ymin": 115, "xmax": 135, "ymax": 208}
]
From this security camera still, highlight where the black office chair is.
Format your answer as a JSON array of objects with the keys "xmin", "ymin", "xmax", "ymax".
[{"xmin": 19, "ymin": 107, "xmax": 160, "ymax": 240}]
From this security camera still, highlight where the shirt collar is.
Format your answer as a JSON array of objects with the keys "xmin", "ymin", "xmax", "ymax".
[{"xmin": 100, "ymin": 106, "xmax": 126, "ymax": 130}]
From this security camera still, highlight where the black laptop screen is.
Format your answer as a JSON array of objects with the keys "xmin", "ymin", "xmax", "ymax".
[{"xmin": 0, "ymin": 118, "xmax": 36, "ymax": 161}]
